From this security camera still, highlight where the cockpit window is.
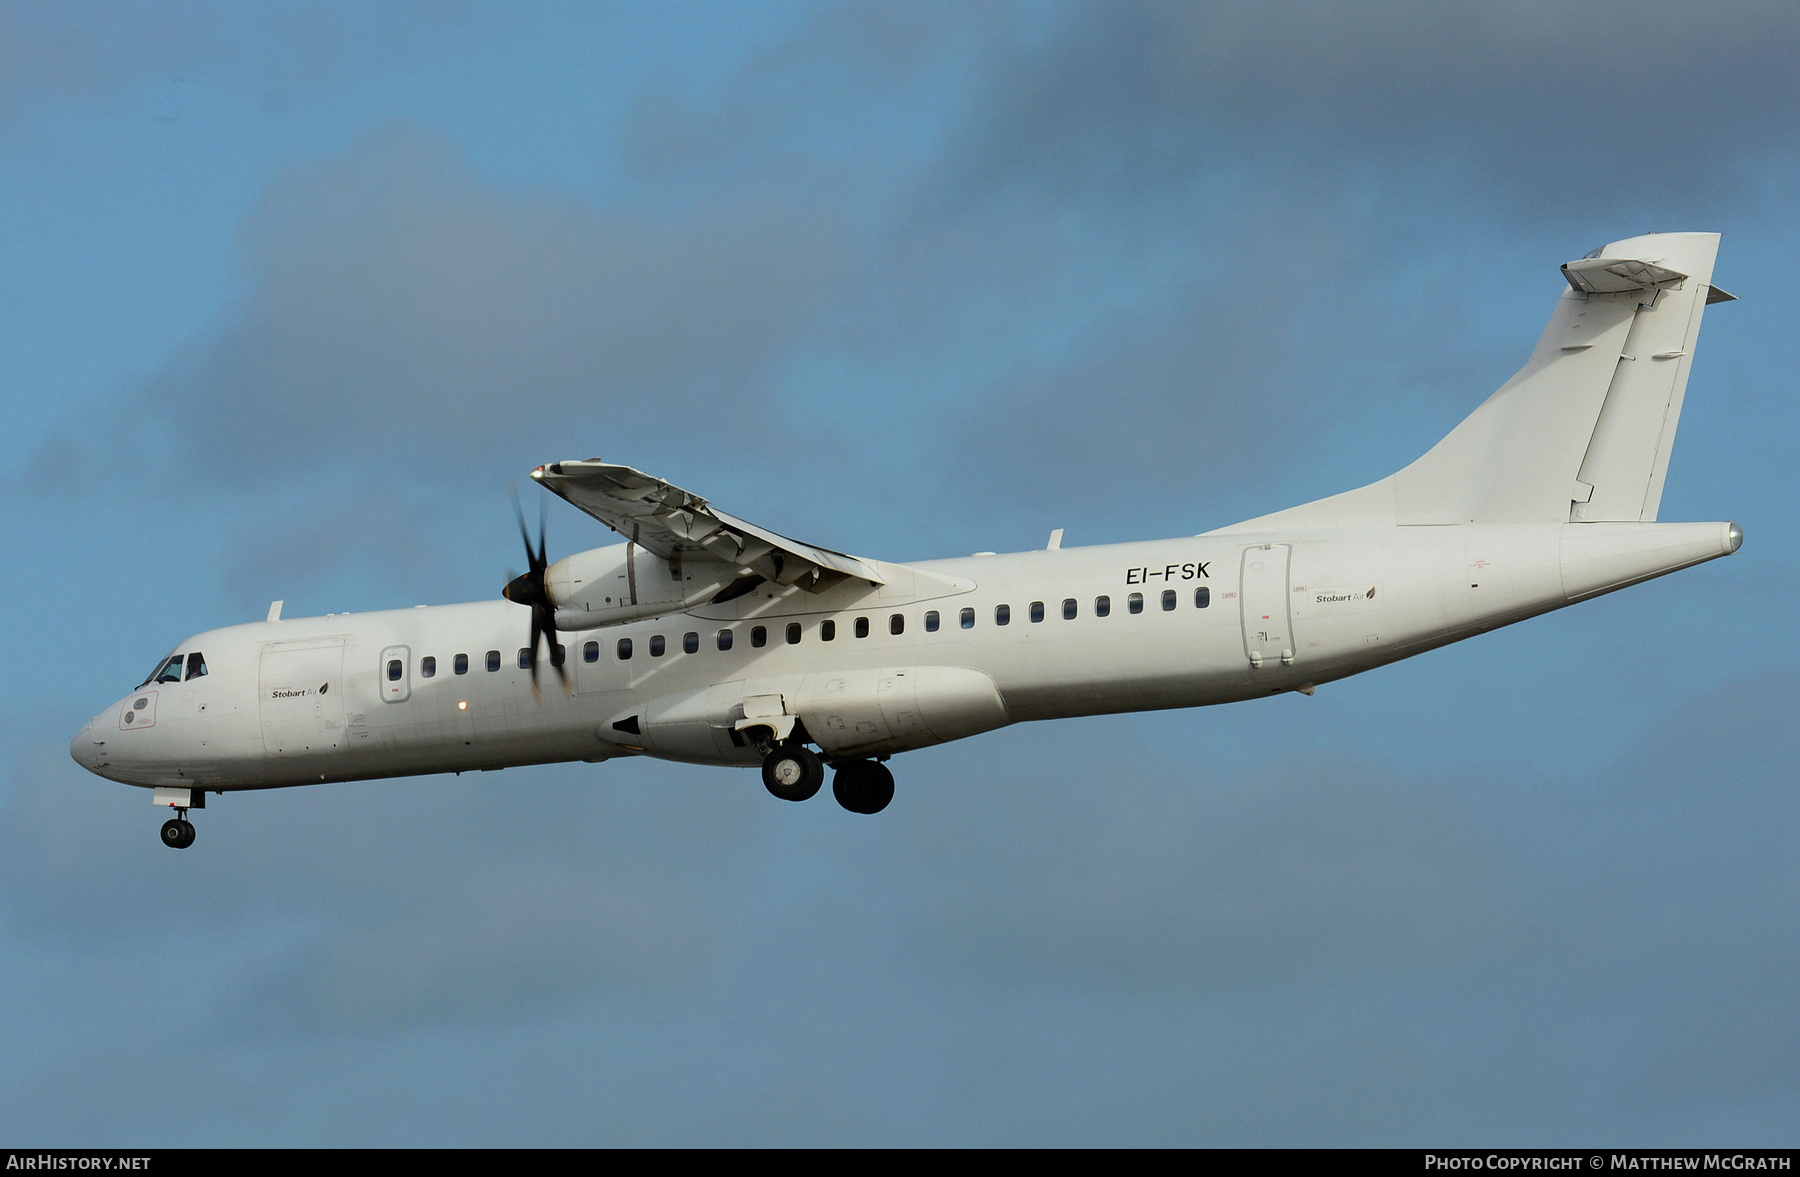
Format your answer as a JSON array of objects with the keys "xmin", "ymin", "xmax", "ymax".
[
  {"xmin": 185, "ymin": 652, "xmax": 208, "ymax": 680},
  {"xmin": 153, "ymin": 656, "xmax": 184, "ymax": 685}
]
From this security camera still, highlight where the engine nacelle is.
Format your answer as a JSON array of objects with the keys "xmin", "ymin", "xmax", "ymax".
[{"xmin": 546, "ymin": 542, "xmax": 735, "ymax": 630}]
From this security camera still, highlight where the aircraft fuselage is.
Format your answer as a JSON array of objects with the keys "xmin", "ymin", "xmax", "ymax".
[{"xmin": 72, "ymin": 520, "xmax": 1739, "ymax": 794}]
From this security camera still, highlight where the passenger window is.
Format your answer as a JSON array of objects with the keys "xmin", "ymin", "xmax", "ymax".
[
  {"xmin": 421, "ymin": 656, "xmax": 436, "ymax": 679},
  {"xmin": 518, "ymin": 648, "xmax": 533, "ymax": 670},
  {"xmin": 683, "ymin": 632, "xmax": 699, "ymax": 654},
  {"xmin": 617, "ymin": 638, "xmax": 633, "ymax": 661},
  {"xmin": 925, "ymin": 610, "xmax": 939, "ymax": 632},
  {"xmin": 1162, "ymin": 590, "xmax": 1177, "ymax": 611},
  {"xmin": 960, "ymin": 608, "xmax": 975, "ymax": 629},
  {"xmin": 786, "ymin": 623, "xmax": 801, "ymax": 645},
  {"xmin": 995, "ymin": 604, "xmax": 1011, "ymax": 626},
  {"xmin": 751, "ymin": 626, "xmax": 767, "ymax": 648},
  {"xmin": 1195, "ymin": 586, "xmax": 1211, "ymax": 608},
  {"xmin": 551, "ymin": 643, "xmax": 566, "ymax": 667},
  {"xmin": 1095, "ymin": 595, "xmax": 1110, "ymax": 617},
  {"xmin": 1128, "ymin": 593, "xmax": 1143, "ymax": 615},
  {"xmin": 1063, "ymin": 598, "xmax": 1078, "ymax": 620},
  {"xmin": 185, "ymin": 652, "xmax": 207, "ymax": 680},
  {"xmin": 584, "ymin": 641, "xmax": 598, "ymax": 663},
  {"xmin": 650, "ymin": 635, "xmax": 666, "ymax": 657},
  {"xmin": 387, "ymin": 659, "xmax": 403, "ymax": 682},
  {"xmin": 854, "ymin": 617, "xmax": 869, "ymax": 638},
  {"xmin": 890, "ymin": 614, "xmax": 904, "ymax": 635},
  {"xmin": 821, "ymin": 620, "xmax": 837, "ymax": 641},
  {"xmin": 155, "ymin": 656, "xmax": 184, "ymax": 685},
  {"xmin": 717, "ymin": 629, "xmax": 733, "ymax": 651},
  {"xmin": 487, "ymin": 650, "xmax": 502, "ymax": 672},
  {"xmin": 454, "ymin": 653, "xmax": 469, "ymax": 675},
  {"xmin": 1029, "ymin": 601, "xmax": 1045, "ymax": 623}
]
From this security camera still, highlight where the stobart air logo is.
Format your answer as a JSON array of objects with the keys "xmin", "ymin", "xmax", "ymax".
[
  {"xmin": 1310, "ymin": 585, "xmax": 1379, "ymax": 606},
  {"xmin": 270, "ymin": 682, "xmax": 330, "ymax": 700}
]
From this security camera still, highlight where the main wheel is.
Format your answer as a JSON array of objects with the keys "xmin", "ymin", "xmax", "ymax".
[
  {"xmin": 832, "ymin": 760, "xmax": 895, "ymax": 815},
  {"xmin": 762, "ymin": 744, "xmax": 824, "ymax": 802},
  {"xmin": 161, "ymin": 818, "xmax": 190, "ymax": 849},
  {"xmin": 178, "ymin": 819, "xmax": 196, "ymax": 849}
]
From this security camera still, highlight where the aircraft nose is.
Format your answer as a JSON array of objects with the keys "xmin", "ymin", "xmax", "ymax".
[{"xmin": 70, "ymin": 721, "xmax": 98, "ymax": 774}]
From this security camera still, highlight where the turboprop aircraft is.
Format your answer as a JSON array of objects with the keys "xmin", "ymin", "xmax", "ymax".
[{"xmin": 72, "ymin": 231, "xmax": 1744, "ymax": 848}]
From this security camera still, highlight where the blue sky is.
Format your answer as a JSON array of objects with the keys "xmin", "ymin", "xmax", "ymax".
[{"xmin": 3, "ymin": 1, "xmax": 1797, "ymax": 1145}]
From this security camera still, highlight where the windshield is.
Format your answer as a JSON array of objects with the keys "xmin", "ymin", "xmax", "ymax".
[{"xmin": 138, "ymin": 653, "xmax": 190, "ymax": 688}]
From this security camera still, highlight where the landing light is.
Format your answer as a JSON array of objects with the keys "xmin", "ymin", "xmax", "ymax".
[{"xmin": 458, "ymin": 701, "xmax": 468, "ymax": 710}]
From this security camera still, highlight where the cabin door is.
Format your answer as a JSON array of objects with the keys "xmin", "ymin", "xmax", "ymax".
[{"xmin": 1239, "ymin": 544, "xmax": 1294, "ymax": 669}]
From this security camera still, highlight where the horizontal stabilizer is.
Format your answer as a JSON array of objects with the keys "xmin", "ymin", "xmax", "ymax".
[{"xmin": 1560, "ymin": 255, "xmax": 1686, "ymax": 295}]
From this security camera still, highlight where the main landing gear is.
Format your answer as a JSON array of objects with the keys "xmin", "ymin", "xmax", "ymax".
[
  {"xmin": 759, "ymin": 744, "xmax": 895, "ymax": 814},
  {"xmin": 831, "ymin": 759, "xmax": 894, "ymax": 815},
  {"xmin": 160, "ymin": 810, "xmax": 196, "ymax": 849},
  {"xmin": 762, "ymin": 743, "xmax": 824, "ymax": 802}
]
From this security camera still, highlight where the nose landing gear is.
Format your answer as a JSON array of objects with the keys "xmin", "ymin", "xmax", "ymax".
[{"xmin": 160, "ymin": 811, "xmax": 196, "ymax": 849}]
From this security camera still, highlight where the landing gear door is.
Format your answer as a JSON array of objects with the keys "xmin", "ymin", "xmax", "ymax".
[
  {"xmin": 260, "ymin": 638, "xmax": 347, "ymax": 756},
  {"xmin": 1240, "ymin": 544, "xmax": 1294, "ymax": 669}
]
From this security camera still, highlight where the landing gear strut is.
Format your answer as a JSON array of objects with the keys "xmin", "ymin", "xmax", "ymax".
[
  {"xmin": 160, "ymin": 810, "xmax": 196, "ymax": 849},
  {"xmin": 762, "ymin": 743, "xmax": 824, "ymax": 802},
  {"xmin": 832, "ymin": 760, "xmax": 895, "ymax": 815}
]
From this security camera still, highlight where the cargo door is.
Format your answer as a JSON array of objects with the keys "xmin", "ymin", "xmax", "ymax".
[
  {"xmin": 1240, "ymin": 544, "xmax": 1294, "ymax": 669},
  {"xmin": 260, "ymin": 638, "xmax": 347, "ymax": 755}
]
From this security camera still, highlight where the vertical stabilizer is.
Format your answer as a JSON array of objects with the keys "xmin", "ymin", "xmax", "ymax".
[{"xmin": 1213, "ymin": 232, "xmax": 1729, "ymax": 534}]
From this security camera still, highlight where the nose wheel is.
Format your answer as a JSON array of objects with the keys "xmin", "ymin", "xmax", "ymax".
[{"xmin": 160, "ymin": 811, "xmax": 196, "ymax": 849}]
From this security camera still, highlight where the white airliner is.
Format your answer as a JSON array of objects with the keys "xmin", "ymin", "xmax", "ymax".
[{"xmin": 73, "ymin": 232, "xmax": 1744, "ymax": 848}]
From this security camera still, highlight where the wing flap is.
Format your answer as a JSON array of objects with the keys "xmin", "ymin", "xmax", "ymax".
[{"xmin": 532, "ymin": 460, "xmax": 883, "ymax": 590}]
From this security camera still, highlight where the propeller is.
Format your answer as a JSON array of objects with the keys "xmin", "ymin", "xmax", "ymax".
[{"xmin": 502, "ymin": 488, "xmax": 568, "ymax": 699}]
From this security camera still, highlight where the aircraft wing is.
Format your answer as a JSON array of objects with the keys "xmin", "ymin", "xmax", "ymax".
[{"xmin": 531, "ymin": 459, "xmax": 883, "ymax": 591}]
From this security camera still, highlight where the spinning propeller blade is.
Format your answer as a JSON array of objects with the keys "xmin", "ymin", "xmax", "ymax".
[{"xmin": 501, "ymin": 488, "xmax": 568, "ymax": 698}]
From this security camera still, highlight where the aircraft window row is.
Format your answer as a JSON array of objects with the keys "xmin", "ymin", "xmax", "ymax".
[
  {"xmin": 144, "ymin": 652, "xmax": 208, "ymax": 686},
  {"xmin": 415, "ymin": 648, "xmax": 564, "ymax": 676},
  {"xmin": 397, "ymin": 584, "xmax": 1219, "ymax": 683},
  {"xmin": 402, "ymin": 588, "xmax": 1223, "ymax": 680},
  {"xmin": 1001, "ymin": 590, "xmax": 1206, "ymax": 623}
]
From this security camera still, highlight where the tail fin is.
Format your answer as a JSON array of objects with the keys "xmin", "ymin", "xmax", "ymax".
[{"xmin": 1221, "ymin": 232, "xmax": 1731, "ymax": 531}]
